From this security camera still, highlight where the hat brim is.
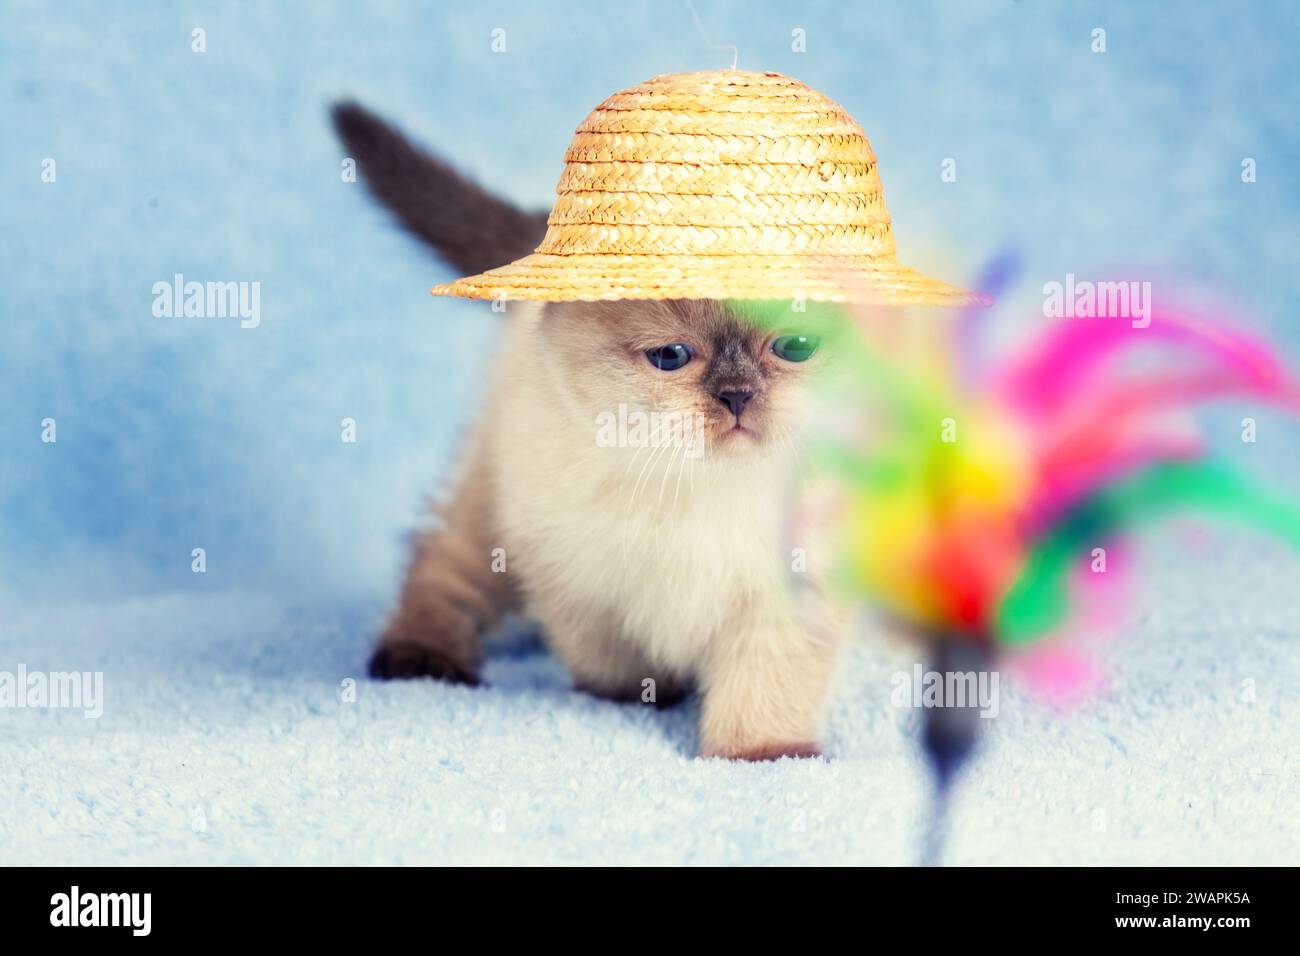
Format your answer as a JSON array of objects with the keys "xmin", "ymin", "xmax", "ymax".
[{"xmin": 431, "ymin": 253, "xmax": 989, "ymax": 307}]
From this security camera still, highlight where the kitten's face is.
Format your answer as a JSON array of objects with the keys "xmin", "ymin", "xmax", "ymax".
[{"xmin": 541, "ymin": 299, "xmax": 824, "ymax": 460}]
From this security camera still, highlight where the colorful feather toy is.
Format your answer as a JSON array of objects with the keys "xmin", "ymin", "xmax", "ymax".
[
  {"xmin": 840, "ymin": 299, "xmax": 1300, "ymax": 657},
  {"xmin": 747, "ymin": 271, "xmax": 1300, "ymax": 863}
]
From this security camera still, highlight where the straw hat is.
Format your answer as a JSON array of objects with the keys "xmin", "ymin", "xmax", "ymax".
[{"xmin": 432, "ymin": 70, "xmax": 985, "ymax": 306}]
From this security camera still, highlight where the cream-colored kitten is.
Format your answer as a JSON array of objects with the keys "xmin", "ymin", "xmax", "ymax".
[{"xmin": 335, "ymin": 103, "xmax": 844, "ymax": 760}]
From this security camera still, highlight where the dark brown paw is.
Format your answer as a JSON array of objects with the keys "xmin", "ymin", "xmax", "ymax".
[
  {"xmin": 368, "ymin": 640, "xmax": 480, "ymax": 685},
  {"xmin": 648, "ymin": 685, "xmax": 691, "ymax": 709},
  {"xmin": 705, "ymin": 742, "xmax": 823, "ymax": 762},
  {"xmin": 574, "ymin": 678, "xmax": 691, "ymax": 708}
]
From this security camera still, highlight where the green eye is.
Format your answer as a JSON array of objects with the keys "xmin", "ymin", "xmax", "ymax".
[{"xmin": 772, "ymin": 334, "xmax": 819, "ymax": 362}]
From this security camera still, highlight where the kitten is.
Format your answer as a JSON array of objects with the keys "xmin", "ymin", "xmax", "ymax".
[{"xmin": 333, "ymin": 103, "xmax": 845, "ymax": 760}]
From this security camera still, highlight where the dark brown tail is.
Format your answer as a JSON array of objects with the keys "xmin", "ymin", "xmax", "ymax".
[{"xmin": 330, "ymin": 101, "xmax": 549, "ymax": 275}]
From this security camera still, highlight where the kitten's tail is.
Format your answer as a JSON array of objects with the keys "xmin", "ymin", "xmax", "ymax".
[{"xmin": 330, "ymin": 101, "xmax": 549, "ymax": 275}]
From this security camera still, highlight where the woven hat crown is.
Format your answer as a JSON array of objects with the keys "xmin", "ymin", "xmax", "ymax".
[
  {"xmin": 539, "ymin": 70, "xmax": 896, "ymax": 259},
  {"xmin": 431, "ymin": 69, "xmax": 984, "ymax": 305}
]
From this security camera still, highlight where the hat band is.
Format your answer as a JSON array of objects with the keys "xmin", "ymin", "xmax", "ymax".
[
  {"xmin": 535, "ymin": 221, "xmax": 899, "ymax": 258},
  {"xmin": 548, "ymin": 191, "xmax": 890, "ymax": 228}
]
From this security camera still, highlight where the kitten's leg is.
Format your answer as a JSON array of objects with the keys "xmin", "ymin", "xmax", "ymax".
[
  {"xmin": 369, "ymin": 442, "xmax": 515, "ymax": 685},
  {"xmin": 698, "ymin": 605, "xmax": 841, "ymax": 761},
  {"xmin": 541, "ymin": 604, "xmax": 690, "ymax": 707}
]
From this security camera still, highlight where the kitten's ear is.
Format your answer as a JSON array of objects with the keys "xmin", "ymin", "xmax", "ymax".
[{"xmin": 330, "ymin": 101, "xmax": 549, "ymax": 275}]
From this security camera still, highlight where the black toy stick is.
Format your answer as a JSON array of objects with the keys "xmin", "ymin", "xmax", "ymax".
[{"xmin": 919, "ymin": 633, "xmax": 993, "ymax": 866}]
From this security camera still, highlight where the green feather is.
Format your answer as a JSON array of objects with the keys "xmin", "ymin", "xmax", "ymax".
[{"xmin": 996, "ymin": 460, "xmax": 1300, "ymax": 645}]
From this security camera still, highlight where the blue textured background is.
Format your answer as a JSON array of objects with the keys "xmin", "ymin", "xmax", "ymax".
[
  {"xmin": 3, "ymin": 0, "xmax": 1297, "ymax": 603},
  {"xmin": 2, "ymin": 1, "xmax": 1299, "ymax": 866}
]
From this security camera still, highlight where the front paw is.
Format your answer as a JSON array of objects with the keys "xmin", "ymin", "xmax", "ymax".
[
  {"xmin": 368, "ymin": 639, "xmax": 480, "ymax": 685},
  {"xmin": 702, "ymin": 742, "xmax": 823, "ymax": 762}
]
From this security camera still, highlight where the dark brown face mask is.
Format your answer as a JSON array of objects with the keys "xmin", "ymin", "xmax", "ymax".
[{"xmin": 701, "ymin": 332, "xmax": 766, "ymax": 424}]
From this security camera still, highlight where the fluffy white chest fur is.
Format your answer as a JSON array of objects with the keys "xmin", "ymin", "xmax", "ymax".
[{"xmin": 490, "ymin": 305, "xmax": 797, "ymax": 672}]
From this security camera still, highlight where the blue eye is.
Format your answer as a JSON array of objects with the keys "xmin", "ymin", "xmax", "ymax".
[
  {"xmin": 772, "ymin": 334, "xmax": 819, "ymax": 362},
  {"xmin": 646, "ymin": 343, "xmax": 693, "ymax": 371}
]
